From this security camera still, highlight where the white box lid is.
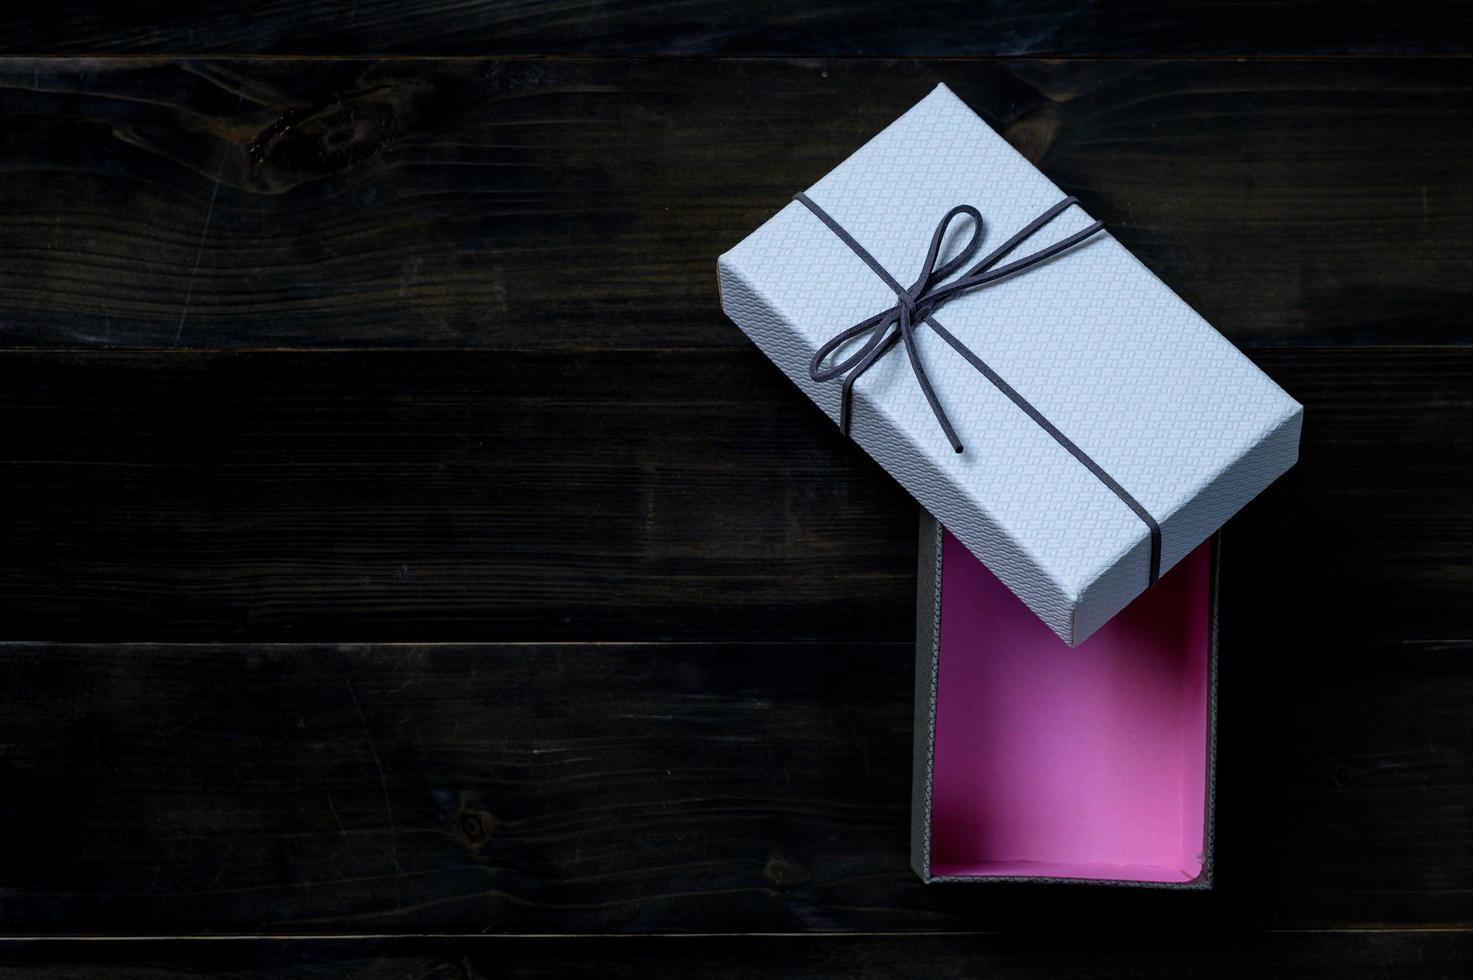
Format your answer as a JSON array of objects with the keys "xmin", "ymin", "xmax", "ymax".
[{"xmin": 718, "ymin": 84, "xmax": 1301, "ymax": 645}]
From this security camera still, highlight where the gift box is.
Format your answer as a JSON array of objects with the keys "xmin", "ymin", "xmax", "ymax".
[
  {"xmin": 911, "ymin": 511, "xmax": 1217, "ymax": 887},
  {"xmin": 718, "ymin": 83, "xmax": 1301, "ymax": 646}
]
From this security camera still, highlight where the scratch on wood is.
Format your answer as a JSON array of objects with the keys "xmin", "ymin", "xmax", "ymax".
[
  {"xmin": 328, "ymin": 791, "xmax": 348, "ymax": 837},
  {"xmin": 174, "ymin": 151, "xmax": 227, "ymax": 344},
  {"xmin": 175, "ymin": 95, "xmax": 243, "ymax": 344},
  {"xmin": 347, "ymin": 677, "xmax": 404, "ymax": 911}
]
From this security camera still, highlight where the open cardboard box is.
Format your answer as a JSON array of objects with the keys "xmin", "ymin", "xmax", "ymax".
[{"xmin": 911, "ymin": 512, "xmax": 1217, "ymax": 888}]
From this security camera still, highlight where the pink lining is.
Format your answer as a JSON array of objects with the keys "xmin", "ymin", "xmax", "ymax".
[{"xmin": 930, "ymin": 531, "xmax": 1211, "ymax": 883}]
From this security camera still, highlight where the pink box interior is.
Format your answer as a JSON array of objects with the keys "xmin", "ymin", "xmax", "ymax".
[{"xmin": 930, "ymin": 530, "xmax": 1212, "ymax": 884}]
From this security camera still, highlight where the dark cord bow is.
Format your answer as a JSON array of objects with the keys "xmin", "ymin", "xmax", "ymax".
[{"xmin": 798, "ymin": 193, "xmax": 1105, "ymax": 453}]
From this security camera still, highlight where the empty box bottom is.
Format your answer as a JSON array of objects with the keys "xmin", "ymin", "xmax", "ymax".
[{"xmin": 930, "ymin": 531, "xmax": 1212, "ymax": 883}]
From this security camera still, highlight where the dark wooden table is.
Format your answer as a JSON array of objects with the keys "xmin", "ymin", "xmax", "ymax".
[{"xmin": 1, "ymin": 3, "xmax": 1470, "ymax": 976}]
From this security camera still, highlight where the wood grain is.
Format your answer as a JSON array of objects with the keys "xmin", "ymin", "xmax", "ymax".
[
  {"xmin": 0, "ymin": 636, "xmax": 1466, "ymax": 933},
  {"xmin": 2, "ymin": 59, "xmax": 1471, "ymax": 350},
  {"xmin": 0, "ymin": 347, "xmax": 1467, "ymax": 645},
  {"xmin": 1, "ymin": 22, "xmax": 1470, "ymax": 974},
  {"xmin": 1, "ymin": 933, "xmax": 1471, "ymax": 978},
  {"xmin": 0, "ymin": 2, "xmax": 1470, "ymax": 57}
]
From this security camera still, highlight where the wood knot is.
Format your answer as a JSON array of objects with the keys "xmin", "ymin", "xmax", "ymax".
[
  {"xmin": 763, "ymin": 852, "xmax": 805, "ymax": 888},
  {"xmin": 458, "ymin": 809, "xmax": 495, "ymax": 845},
  {"xmin": 248, "ymin": 85, "xmax": 402, "ymax": 181},
  {"xmin": 1002, "ymin": 108, "xmax": 1063, "ymax": 166}
]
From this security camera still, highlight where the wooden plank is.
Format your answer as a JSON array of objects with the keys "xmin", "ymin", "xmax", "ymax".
[
  {"xmin": 0, "ymin": 348, "xmax": 913, "ymax": 642},
  {"xmin": 0, "ymin": 347, "xmax": 1468, "ymax": 644},
  {"xmin": 0, "ymin": 933, "xmax": 1470, "ymax": 977},
  {"xmin": 0, "ymin": 2, "xmax": 1470, "ymax": 57},
  {"xmin": 2, "ymin": 58, "xmax": 1471, "ymax": 350},
  {"xmin": 0, "ymin": 637, "xmax": 1467, "ymax": 933}
]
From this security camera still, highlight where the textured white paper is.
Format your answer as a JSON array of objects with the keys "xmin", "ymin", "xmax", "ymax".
[{"xmin": 719, "ymin": 84, "xmax": 1301, "ymax": 644}]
